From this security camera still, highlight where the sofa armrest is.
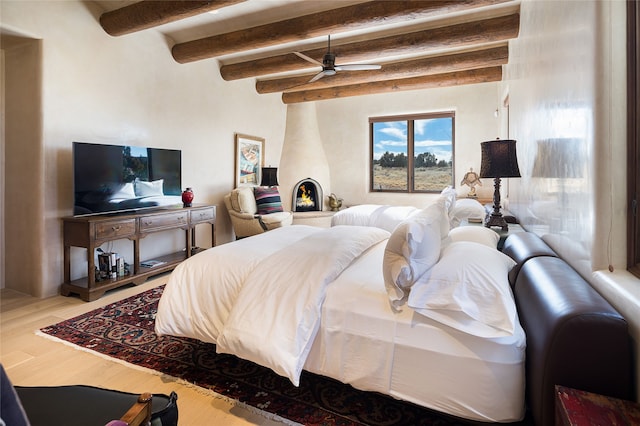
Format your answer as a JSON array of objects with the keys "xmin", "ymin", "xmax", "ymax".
[
  {"xmin": 514, "ymin": 256, "xmax": 633, "ymax": 426},
  {"xmin": 502, "ymin": 233, "xmax": 558, "ymax": 286}
]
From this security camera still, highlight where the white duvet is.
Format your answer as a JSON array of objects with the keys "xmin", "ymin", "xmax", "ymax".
[{"xmin": 155, "ymin": 225, "xmax": 389, "ymax": 385}]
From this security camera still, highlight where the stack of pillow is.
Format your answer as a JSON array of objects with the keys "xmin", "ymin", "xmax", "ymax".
[{"xmin": 382, "ymin": 187, "xmax": 518, "ymax": 338}]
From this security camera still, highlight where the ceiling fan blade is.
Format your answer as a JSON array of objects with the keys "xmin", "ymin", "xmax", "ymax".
[
  {"xmin": 308, "ymin": 71, "xmax": 327, "ymax": 83},
  {"xmin": 294, "ymin": 51, "xmax": 322, "ymax": 66},
  {"xmin": 334, "ymin": 64, "xmax": 381, "ymax": 71}
]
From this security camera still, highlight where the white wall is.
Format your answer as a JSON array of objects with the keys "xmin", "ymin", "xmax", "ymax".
[
  {"xmin": 317, "ymin": 82, "xmax": 503, "ymax": 207},
  {"xmin": 1, "ymin": 0, "xmax": 287, "ymax": 297},
  {"xmin": 504, "ymin": 0, "xmax": 640, "ymax": 399}
]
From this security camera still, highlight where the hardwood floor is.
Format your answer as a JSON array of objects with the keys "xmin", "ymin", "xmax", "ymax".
[{"xmin": 0, "ymin": 275, "xmax": 284, "ymax": 425}]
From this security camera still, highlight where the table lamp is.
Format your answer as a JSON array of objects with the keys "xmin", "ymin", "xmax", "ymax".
[
  {"xmin": 480, "ymin": 138, "xmax": 521, "ymax": 230},
  {"xmin": 260, "ymin": 167, "xmax": 279, "ymax": 187}
]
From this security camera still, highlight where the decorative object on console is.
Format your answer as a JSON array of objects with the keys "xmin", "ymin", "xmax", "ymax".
[
  {"xmin": 480, "ymin": 138, "xmax": 521, "ymax": 231},
  {"xmin": 260, "ymin": 167, "xmax": 279, "ymax": 187},
  {"xmin": 460, "ymin": 167, "xmax": 482, "ymax": 198},
  {"xmin": 328, "ymin": 193, "xmax": 343, "ymax": 211},
  {"xmin": 181, "ymin": 188, "xmax": 194, "ymax": 207}
]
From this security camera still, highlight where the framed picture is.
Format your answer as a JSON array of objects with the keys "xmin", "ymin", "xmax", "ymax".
[{"xmin": 234, "ymin": 133, "xmax": 264, "ymax": 187}]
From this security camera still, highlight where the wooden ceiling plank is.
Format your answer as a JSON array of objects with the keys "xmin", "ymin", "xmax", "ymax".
[
  {"xmin": 281, "ymin": 66, "xmax": 502, "ymax": 103},
  {"xmin": 172, "ymin": 0, "xmax": 511, "ymax": 63},
  {"xmin": 100, "ymin": 0, "xmax": 246, "ymax": 36},
  {"xmin": 221, "ymin": 13, "xmax": 519, "ymax": 80},
  {"xmin": 256, "ymin": 45, "xmax": 508, "ymax": 93}
]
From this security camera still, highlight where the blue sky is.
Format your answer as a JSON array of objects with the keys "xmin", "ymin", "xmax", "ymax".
[
  {"xmin": 373, "ymin": 117, "xmax": 453, "ymax": 163},
  {"xmin": 129, "ymin": 146, "xmax": 148, "ymax": 158}
]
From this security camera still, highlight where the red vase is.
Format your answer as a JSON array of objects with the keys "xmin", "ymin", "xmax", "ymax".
[{"xmin": 181, "ymin": 188, "xmax": 194, "ymax": 207}]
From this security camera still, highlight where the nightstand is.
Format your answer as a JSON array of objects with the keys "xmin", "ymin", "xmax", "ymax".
[
  {"xmin": 460, "ymin": 218, "xmax": 525, "ymax": 250},
  {"xmin": 555, "ymin": 385, "xmax": 640, "ymax": 425}
]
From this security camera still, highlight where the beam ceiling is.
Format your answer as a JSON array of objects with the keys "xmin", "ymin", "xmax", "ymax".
[{"xmin": 98, "ymin": 0, "xmax": 521, "ymax": 103}]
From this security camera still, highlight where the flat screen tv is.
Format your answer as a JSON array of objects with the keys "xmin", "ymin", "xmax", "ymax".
[{"xmin": 73, "ymin": 141, "xmax": 182, "ymax": 216}]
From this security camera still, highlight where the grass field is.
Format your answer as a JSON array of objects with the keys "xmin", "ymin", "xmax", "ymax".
[{"xmin": 372, "ymin": 165, "xmax": 453, "ymax": 191}]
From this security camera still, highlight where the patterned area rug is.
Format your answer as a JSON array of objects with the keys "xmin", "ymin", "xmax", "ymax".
[{"xmin": 40, "ymin": 286, "xmax": 529, "ymax": 426}]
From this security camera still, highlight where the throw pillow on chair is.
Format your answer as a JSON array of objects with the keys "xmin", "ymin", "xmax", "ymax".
[{"xmin": 254, "ymin": 187, "xmax": 283, "ymax": 215}]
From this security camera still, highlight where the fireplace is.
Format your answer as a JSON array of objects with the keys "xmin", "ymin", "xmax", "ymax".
[{"xmin": 292, "ymin": 178, "xmax": 323, "ymax": 212}]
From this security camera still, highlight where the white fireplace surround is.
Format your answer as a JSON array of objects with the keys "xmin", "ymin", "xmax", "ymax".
[{"xmin": 278, "ymin": 103, "xmax": 331, "ymax": 212}]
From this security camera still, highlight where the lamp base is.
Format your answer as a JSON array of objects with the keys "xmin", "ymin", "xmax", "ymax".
[
  {"xmin": 485, "ymin": 212, "xmax": 508, "ymax": 231},
  {"xmin": 484, "ymin": 176, "xmax": 509, "ymax": 231}
]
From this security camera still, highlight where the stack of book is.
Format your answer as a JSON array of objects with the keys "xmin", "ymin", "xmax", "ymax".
[{"xmin": 97, "ymin": 252, "xmax": 126, "ymax": 280}]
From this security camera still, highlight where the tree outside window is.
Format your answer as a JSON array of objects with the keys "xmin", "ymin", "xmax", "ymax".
[{"xmin": 370, "ymin": 112, "xmax": 454, "ymax": 192}]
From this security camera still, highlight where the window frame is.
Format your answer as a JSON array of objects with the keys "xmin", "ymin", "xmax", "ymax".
[{"xmin": 369, "ymin": 111, "xmax": 455, "ymax": 193}]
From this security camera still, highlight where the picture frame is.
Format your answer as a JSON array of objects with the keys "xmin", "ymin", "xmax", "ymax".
[{"xmin": 234, "ymin": 133, "xmax": 265, "ymax": 187}]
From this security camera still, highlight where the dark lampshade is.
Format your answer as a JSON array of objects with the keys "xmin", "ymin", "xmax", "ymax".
[
  {"xmin": 479, "ymin": 139, "xmax": 521, "ymax": 231},
  {"xmin": 480, "ymin": 139, "xmax": 521, "ymax": 178},
  {"xmin": 260, "ymin": 167, "xmax": 279, "ymax": 187}
]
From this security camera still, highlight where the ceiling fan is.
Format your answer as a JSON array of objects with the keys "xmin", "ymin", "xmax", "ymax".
[{"xmin": 294, "ymin": 35, "xmax": 381, "ymax": 83}]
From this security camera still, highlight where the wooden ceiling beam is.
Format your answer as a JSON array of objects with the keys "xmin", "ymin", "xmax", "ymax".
[
  {"xmin": 256, "ymin": 45, "xmax": 508, "ymax": 94},
  {"xmin": 100, "ymin": 0, "xmax": 246, "ymax": 36},
  {"xmin": 281, "ymin": 66, "xmax": 502, "ymax": 103},
  {"xmin": 221, "ymin": 13, "xmax": 519, "ymax": 80},
  {"xmin": 172, "ymin": 0, "xmax": 510, "ymax": 63}
]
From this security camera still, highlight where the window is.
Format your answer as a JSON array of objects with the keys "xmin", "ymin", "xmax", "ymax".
[{"xmin": 370, "ymin": 112, "xmax": 454, "ymax": 192}]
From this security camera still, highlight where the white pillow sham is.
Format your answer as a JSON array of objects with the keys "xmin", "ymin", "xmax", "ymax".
[
  {"xmin": 438, "ymin": 186, "xmax": 457, "ymax": 216},
  {"xmin": 135, "ymin": 179, "xmax": 164, "ymax": 197},
  {"xmin": 407, "ymin": 241, "xmax": 517, "ymax": 338},
  {"xmin": 450, "ymin": 198, "xmax": 486, "ymax": 227},
  {"xmin": 382, "ymin": 202, "xmax": 448, "ymax": 308},
  {"xmin": 449, "ymin": 226, "xmax": 499, "ymax": 248}
]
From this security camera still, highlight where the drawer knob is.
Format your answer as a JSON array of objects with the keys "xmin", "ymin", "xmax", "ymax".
[{"xmin": 112, "ymin": 225, "xmax": 121, "ymax": 231}]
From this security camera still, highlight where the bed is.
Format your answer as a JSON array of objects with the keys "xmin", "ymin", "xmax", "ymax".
[
  {"xmin": 155, "ymin": 190, "xmax": 633, "ymax": 424},
  {"xmin": 155, "ymin": 193, "xmax": 528, "ymax": 423}
]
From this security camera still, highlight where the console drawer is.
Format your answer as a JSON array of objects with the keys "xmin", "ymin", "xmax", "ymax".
[
  {"xmin": 190, "ymin": 207, "xmax": 215, "ymax": 224},
  {"xmin": 140, "ymin": 212, "xmax": 188, "ymax": 232},
  {"xmin": 94, "ymin": 219, "xmax": 136, "ymax": 240}
]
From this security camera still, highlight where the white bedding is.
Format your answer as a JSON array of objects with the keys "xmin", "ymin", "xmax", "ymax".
[
  {"xmin": 155, "ymin": 224, "xmax": 526, "ymax": 422},
  {"xmin": 331, "ymin": 204, "xmax": 419, "ymax": 231}
]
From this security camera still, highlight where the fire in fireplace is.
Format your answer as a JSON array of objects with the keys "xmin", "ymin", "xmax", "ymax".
[{"xmin": 292, "ymin": 178, "xmax": 323, "ymax": 212}]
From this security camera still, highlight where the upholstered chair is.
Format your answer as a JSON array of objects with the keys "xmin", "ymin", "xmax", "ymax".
[{"xmin": 223, "ymin": 186, "xmax": 293, "ymax": 239}]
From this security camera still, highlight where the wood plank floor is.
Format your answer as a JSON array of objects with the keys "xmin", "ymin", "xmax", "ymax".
[{"xmin": 0, "ymin": 275, "xmax": 284, "ymax": 425}]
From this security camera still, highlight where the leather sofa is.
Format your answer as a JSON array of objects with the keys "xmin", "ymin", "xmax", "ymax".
[{"xmin": 502, "ymin": 233, "xmax": 634, "ymax": 425}]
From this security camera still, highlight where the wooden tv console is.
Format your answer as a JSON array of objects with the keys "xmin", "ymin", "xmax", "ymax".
[{"xmin": 61, "ymin": 204, "xmax": 216, "ymax": 301}]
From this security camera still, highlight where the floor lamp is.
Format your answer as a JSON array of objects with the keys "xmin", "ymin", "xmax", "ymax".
[{"xmin": 480, "ymin": 139, "xmax": 521, "ymax": 231}]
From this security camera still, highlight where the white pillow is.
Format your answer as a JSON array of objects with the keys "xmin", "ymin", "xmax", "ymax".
[
  {"xmin": 449, "ymin": 226, "xmax": 499, "ymax": 248},
  {"xmin": 230, "ymin": 186, "xmax": 257, "ymax": 214},
  {"xmin": 370, "ymin": 205, "xmax": 420, "ymax": 232},
  {"xmin": 110, "ymin": 182, "xmax": 136, "ymax": 199},
  {"xmin": 382, "ymin": 202, "xmax": 448, "ymax": 308},
  {"xmin": 438, "ymin": 186, "xmax": 457, "ymax": 216},
  {"xmin": 450, "ymin": 198, "xmax": 485, "ymax": 228},
  {"xmin": 408, "ymin": 241, "xmax": 517, "ymax": 338},
  {"xmin": 135, "ymin": 179, "xmax": 164, "ymax": 197}
]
